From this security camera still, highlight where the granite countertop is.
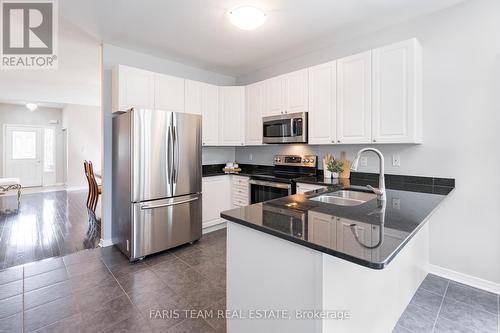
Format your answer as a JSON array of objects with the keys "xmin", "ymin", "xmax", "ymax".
[{"xmin": 221, "ymin": 179, "xmax": 454, "ymax": 269}]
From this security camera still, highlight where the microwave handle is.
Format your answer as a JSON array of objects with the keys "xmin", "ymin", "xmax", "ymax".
[{"xmin": 290, "ymin": 118, "xmax": 296, "ymax": 137}]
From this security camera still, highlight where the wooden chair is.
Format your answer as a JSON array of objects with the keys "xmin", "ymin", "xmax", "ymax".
[{"xmin": 84, "ymin": 161, "xmax": 102, "ymax": 214}]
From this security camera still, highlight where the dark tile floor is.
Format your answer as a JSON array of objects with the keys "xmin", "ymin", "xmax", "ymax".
[
  {"xmin": 0, "ymin": 227, "xmax": 497, "ymax": 333},
  {"xmin": 0, "ymin": 190, "xmax": 100, "ymax": 269},
  {"xmin": 394, "ymin": 274, "xmax": 500, "ymax": 333},
  {"xmin": 0, "ymin": 228, "xmax": 226, "ymax": 333}
]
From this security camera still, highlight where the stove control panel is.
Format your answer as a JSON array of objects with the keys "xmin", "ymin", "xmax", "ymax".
[{"xmin": 273, "ymin": 155, "xmax": 317, "ymax": 167}]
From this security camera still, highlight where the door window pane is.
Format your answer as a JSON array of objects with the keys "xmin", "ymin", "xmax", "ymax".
[
  {"xmin": 44, "ymin": 128, "xmax": 54, "ymax": 172},
  {"xmin": 12, "ymin": 131, "xmax": 37, "ymax": 159}
]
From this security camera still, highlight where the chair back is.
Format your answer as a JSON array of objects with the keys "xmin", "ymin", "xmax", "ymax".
[{"xmin": 83, "ymin": 160, "xmax": 100, "ymax": 213}]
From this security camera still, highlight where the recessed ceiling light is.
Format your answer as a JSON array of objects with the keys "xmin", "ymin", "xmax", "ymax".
[
  {"xmin": 26, "ymin": 103, "xmax": 38, "ymax": 112},
  {"xmin": 228, "ymin": 6, "xmax": 267, "ymax": 30}
]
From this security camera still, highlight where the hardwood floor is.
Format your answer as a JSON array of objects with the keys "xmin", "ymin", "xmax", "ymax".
[{"xmin": 0, "ymin": 190, "xmax": 100, "ymax": 269}]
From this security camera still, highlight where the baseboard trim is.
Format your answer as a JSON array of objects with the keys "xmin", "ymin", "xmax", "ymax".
[
  {"xmin": 65, "ymin": 186, "xmax": 87, "ymax": 192},
  {"xmin": 203, "ymin": 221, "xmax": 226, "ymax": 234},
  {"xmin": 429, "ymin": 264, "xmax": 500, "ymax": 294},
  {"xmin": 99, "ymin": 238, "xmax": 114, "ymax": 247}
]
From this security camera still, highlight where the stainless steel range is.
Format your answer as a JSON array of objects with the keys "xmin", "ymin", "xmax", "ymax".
[{"xmin": 249, "ymin": 154, "xmax": 317, "ymax": 204}]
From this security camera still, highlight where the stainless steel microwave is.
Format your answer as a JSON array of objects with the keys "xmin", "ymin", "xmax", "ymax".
[{"xmin": 262, "ymin": 112, "xmax": 308, "ymax": 144}]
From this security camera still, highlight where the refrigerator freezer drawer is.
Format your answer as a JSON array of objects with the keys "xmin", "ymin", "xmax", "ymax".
[{"xmin": 131, "ymin": 194, "xmax": 202, "ymax": 259}]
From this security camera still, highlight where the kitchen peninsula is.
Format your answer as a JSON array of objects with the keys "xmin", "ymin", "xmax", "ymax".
[{"xmin": 221, "ymin": 178, "xmax": 454, "ymax": 333}]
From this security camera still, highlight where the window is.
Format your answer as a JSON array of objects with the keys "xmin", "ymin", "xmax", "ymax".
[
  {"xmin": 44, "ymin": 128, "xmax": 54, "ymax": 172},
  {"xmin": 12, "ymin": 131, "xmax": 37, "ymax": 159}
]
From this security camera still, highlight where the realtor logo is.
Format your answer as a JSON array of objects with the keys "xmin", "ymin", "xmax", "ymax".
[{"xmin": 1, "ymin": 0, "xmax": 58, "ymax": 69}]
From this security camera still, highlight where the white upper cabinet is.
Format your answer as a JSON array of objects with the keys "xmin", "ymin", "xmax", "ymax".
[
  {"xmin": 245, "ymin": 81, "xmax": 266, "ymax": 145},
  {"xmin": 201, "ymin": 83, "xmax": 219, "ymax": 146},
  {"xmin": 285, "ymin": 69, "xmax": 308, "ymax": 113},
  {"xmin": 372, "ymin": 38, "xmax": 422, "ymax": 143},
  {"xmin": 218, "ymin": 86, "xmax": 245, "ymax": 146},
  {"xmin": 154, "ymin": 73, "xmax": 185, "ymax": 112},
  {"xmin": 112, "ymin": 65, "xmax": 155, "ymax": 112},
  {"xmin": 337, "ymin": 51, "xmax": 372, "ymax": 144},
  {"xmin": 308, "ymin": 61, "xmax": 337, "ymax": 145},
  {"xmin": 184, "ymin": 79, "xmax": 202, "ymax": 115},
  {"xmin": 265, "ymin": 76, "xmax": 286, "ymax": 116},
  {"xmin": 265, "ymin": 70, "xmax": 308, "ymax": 116}
]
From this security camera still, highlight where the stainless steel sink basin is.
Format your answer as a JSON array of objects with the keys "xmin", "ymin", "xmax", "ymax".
[{"xmin": 310, "ymin": 190, "xmax": 377, "ymax": 206}]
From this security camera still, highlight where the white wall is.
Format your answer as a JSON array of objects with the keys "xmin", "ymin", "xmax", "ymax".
[
  {"xmin": 61, "ymin": 104, "xmax": 101, "ymax": 188},
  {"xmin": 101, "ymin": 44, "xmax": 237, "ymax": 243},
  {"xmin": 236, "ymin": 0, "xmax": 500, "ymax": 285},
  {"xmin": 0, "ymin": 19, "xmax": 100, "ymax": 107}
]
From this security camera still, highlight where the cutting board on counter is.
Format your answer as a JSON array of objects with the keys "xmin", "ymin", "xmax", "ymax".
[{"xmin": 339, "ymin": 151, "xmax": 351, "ymax": 179}]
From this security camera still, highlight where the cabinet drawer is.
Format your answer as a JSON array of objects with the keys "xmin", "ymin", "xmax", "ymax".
[
  {"xmin": 233, "ymin": 198, "xmax": 249, "ymax": 207},
  {"xmin": 233, "ymin": 185, "xmax": 249, "ymax": 195},
  {"xmin": 232, "ymin": 176, "xmax": 249, "ymax": 186}
]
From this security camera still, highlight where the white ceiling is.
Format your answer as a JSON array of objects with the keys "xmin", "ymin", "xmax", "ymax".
[{"xmin": 60, "ymin": 0, "xmax": 466, "ymax": 77}]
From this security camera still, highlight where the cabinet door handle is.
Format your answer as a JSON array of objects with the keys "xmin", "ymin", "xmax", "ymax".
[
  {"xmin": 373, "ymin": 139, "xmax": 377, "ymax": 142},
  {"xmin": 337, "ymin": 140, "xmax": 341, "ymax": 143}
]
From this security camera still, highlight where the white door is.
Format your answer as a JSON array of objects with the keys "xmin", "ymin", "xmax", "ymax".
[
  {"xmin": 308, "ymin": 61, "xmax": 337, "ymax": 144},
  {"xmin": 201, "ymin": 83, "xmax": 219, "ymax": 146},
  {"xmin": 265, "ymin": 76, "xmax": 286, "ymax": 116},
  {"xmin": 4, "ymin": 126, "xmax": 43, "ymax": 187},
  {"xmin": 155, "ymin": 73, "xmax": 185, "ymax": 112},
  {"xmin": 218, "ymin": 86, "xmax": 245, "ymax": 146},
  {"xmin": 372, "ymin": 38, "xmax": 422, "ymax": 143},
  {"xmin": 185, "ymin": 79, "xmax": 202, "ymax": 115},
  {"xmin": 286, "ymin": 69, "xmax": 308, "ymax": 114},
  {"xmin": 337, "ymin": 51, "xmax": 372, "ymax": 144},
  {"xmin": 245, "ymin": 81, "xmax": 266, "ymax": 145}
]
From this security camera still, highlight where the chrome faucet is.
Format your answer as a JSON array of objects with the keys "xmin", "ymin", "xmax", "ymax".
[{"xmin": 351, "ymin": 148, "xmax": 386, "ymax": 201}]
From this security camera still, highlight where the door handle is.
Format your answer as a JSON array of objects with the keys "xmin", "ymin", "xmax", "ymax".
[
  {"xmin": 172, "ymin": 123, "xmax": 179, "ymax": 183},
  {"xmin": 167, "ymin": 125, "xmax": 174, "ymax": 184},
  {"xmin": 140, "ymin": 197, "xmax": 199, "ymax": 210}
]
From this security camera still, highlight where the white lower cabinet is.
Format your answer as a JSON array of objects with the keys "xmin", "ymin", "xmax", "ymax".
[
  {"xmin": 202, "ymin": 176, "xmax": 231, "ymax": 228},
  {"xmin": 308, "ymin": 211, "xmax": 337, "ymax": 248},
  {"xmin": 296, "ymin": 183, "xmax": 328, "ymax": 194}
]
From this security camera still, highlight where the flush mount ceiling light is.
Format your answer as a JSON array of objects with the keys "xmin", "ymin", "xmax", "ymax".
[
  {"xmin": 228, "ymin": 6, "xmax": 267, "ymax": 30},
  {"xmin": 26, "ymin": 103, "xmax": 38, "ymax": 112}
]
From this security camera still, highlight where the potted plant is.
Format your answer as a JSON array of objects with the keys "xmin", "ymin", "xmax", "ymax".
[{"xmin": 324, "ymin": 154, "xmax": 344, "ymax": 179}]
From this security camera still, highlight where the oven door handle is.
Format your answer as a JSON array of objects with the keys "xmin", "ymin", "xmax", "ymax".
[{"xmin": 249, "ymin": 179, "xmax": 292, "ymax": 190}]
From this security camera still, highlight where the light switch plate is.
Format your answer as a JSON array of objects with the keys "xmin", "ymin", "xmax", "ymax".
[{"xmin": 360, "ymin": 156, "xmax": 368, "ymax": 167}]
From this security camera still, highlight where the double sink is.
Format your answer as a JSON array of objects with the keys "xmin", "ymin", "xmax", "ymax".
[{"xmin": 310, "ymin": 190, "xmax": 377, "ymax": 206}]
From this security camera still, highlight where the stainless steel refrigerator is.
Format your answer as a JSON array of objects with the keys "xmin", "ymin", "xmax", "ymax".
[{"xmin": 112, "ymin": 108, "xmax": 202, "ymax": 260}]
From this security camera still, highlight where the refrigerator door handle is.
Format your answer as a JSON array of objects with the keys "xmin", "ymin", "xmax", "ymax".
[
  {"xmin": 172, "ymin": 119, "xmax": 179, "ymax": 184},
  {"xmin": 167, "ymin": 123, "xmax": 174, "ymax": 185},
  {"xmin": 140, "ymin": 196, "xmax": 199, "ymax": 210}
]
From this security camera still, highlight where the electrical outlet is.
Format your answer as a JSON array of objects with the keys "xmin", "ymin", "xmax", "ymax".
[
  {"xmin": 249, "ymin": 154, "xmax": 253, "ymax": 161},
  {"xmin": 392, "ymin": 155, "xmax": 401, "ymax": 167},
  {"xmin": 392, "ymin": 198, "xmax": 401, "ymax": 210},
  {"xmin": 360, "ymin": 156, "xmax": 368, "ymax": 167}
]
